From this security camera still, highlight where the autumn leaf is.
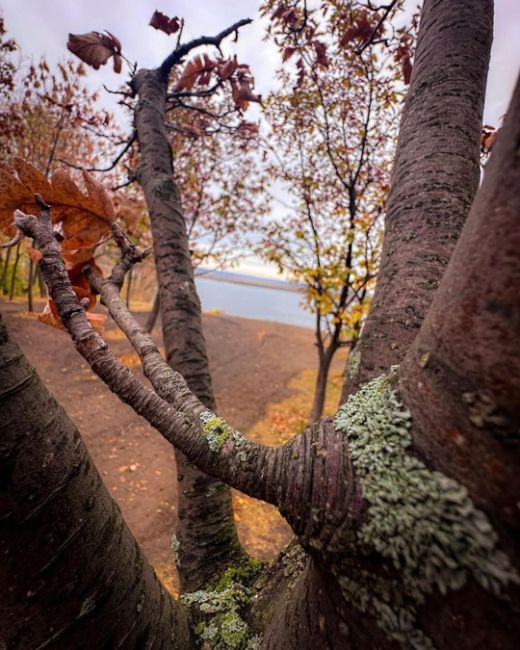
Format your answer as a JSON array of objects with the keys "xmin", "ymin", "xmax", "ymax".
[
  {"xmin": 0, "ymin": 158, "xmax": 116, "ymax": 264},
  {"xmin": 481, "ymin": 126, "xmax": 498, "ymax": 153},
  {"xmin": 67, "ymin": 31, "xmax": 123, "ymax": 73},
  {"xmin": 231, "ymin": 75, "xmax": 262, "ymax": 111},
  {"xmin": 172, "ymin": 54, "xmax": 216, "ymax": 92},
  {"xmin": 114, "ymin": 193, "xmax": 145, "ymax": 235},
  {"xmin": 149, "ymin": 10, "xmax": 180, "ymax": 35},
  {"xmin": 282, "ymin": 47, "xmax": 296, "ymax": 62}
]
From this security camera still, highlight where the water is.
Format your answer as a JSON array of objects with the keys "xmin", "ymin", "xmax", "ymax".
[{"xmin": 195, "ymin": 276, "xmax": 314, "ymax": 329}]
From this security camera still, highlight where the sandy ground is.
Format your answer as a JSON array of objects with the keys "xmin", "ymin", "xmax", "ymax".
[{"xmin": 1, "ymin": 299, "xmax": 343, "ymax": 593}]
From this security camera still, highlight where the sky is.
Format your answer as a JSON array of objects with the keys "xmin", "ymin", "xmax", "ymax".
[{"xmin": 1, "ymin": 1, "xmax": 519, "ymax": 277}]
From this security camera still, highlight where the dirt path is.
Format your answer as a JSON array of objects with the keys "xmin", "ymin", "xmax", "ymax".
[{"xmin": 2, "ymin": 299, "xmax": 342, "ymax": 593}]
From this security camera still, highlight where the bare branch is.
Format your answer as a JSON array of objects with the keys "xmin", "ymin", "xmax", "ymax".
[
  {"xmin": 159, "ymin": 18, "xmax": 252, "ymax": 79},
  {"xmin": 59, "ymin": 131, "xmax": 136, "ymax": 173},
  {"xmin": 0, "ymin": 229, "xmax": 24, "ymax": 249},
  {"xmin": 13, "ymin": 198, "xmax": 279, "ymax": 504}
]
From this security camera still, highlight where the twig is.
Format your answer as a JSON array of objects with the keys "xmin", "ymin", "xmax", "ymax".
[
  {"xmin": 355, "ymin": 1, "xmax": 397, "ymax": 55},
  {"xmin": 59, "ymin": 131, "xmax": 136, "ymax": 173},
  {"xmin": 0, "ymin": 229, "xmax": 24, "ymax": 248}
]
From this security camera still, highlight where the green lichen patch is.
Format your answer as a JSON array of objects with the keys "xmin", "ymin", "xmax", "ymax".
[
  {"xmin": 200, "ymin": 410, "xmax": 232, "ymax": 452},
  {"xmin": 334, "ymin": 369, "xmax": 519, "ymax": 648},
  {"xmin": 181, "ymin": 558, "xmax": 263, "ymax": 649},
  {"xmin": 211, "ymin": 558, "xmax": 263, "ymax": 592}
]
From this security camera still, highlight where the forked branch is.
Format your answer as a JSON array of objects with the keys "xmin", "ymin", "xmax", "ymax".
[{"xmin": 13, "ymin": 197, "xmax": 279, "ymax": 505}]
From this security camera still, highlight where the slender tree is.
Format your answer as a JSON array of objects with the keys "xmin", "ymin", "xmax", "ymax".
[
  {"xmin": 2, "ymin": 1, "xmax": 519, "ymax": 648},
  {"xmin": 260, "ymin": 0, "xmax": 413, "ymax": 422}
]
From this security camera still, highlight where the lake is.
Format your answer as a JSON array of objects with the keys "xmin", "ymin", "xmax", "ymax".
[{"xmin": 195, "ymin": 276, "xmax": 314, "ymax": 329}]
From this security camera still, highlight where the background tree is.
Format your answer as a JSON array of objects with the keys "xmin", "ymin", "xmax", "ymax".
[
  {"xmin": 259, "ymin": 0, "xmax": 415, "ymax": 422},
  {"xmin": 2, "ymin": 1, "xmax": 519, "ymax": 649}
]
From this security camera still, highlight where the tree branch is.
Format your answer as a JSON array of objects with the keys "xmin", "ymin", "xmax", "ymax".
[
  {"xmin": 13, "ymin": 198, "xmax": 279, "ymax": 505},
  {"xmin": 159, "ymin": 19, "xmax": 252, "ymax": 80},
  {"xmin": 59, "ymin": 131, "xmax": 136, "ymax": 173}
]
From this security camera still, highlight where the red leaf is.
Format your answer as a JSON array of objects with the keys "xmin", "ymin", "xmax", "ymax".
[
  {"xmin": 231, "ymin": 79, "xmax": 262, "ymax": 111},
  {"xmin": 149, "ymin": 10, "xmax": 180, "ymax": 35},
  {"xmin": 217, "ymin": 55, "xmax": 240, "ymax": 81},
  {"xmin": 173, "ymin": 55, "xmax": 216, "ymax": 92},
  {"xmin": 282, "ymin": 47, "xmax": 296, "ymax": 63},
  {"xmin": 67, "ymin": 31, "xmax": 123, "ymax": 74}
]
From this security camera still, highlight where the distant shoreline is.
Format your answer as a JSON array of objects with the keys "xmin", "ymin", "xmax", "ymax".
[{"xmin": 196, "ymin": 269, "xmax": 304, "ymax": 294}]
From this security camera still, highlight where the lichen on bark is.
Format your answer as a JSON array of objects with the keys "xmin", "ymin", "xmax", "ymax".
[
  {"xmin": 180, "ymin": 559, "xmax": 263, "ymax": 649},
  {"xmin": 334, "ymin": 369, "xmax": 519, "ymax": 647},
  {"xmin": 200, "ymin": 410, "xmax": 233, "ymax": 451}
]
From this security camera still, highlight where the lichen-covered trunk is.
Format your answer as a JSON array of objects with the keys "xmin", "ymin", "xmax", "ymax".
[
  {"xmin": 0, "ymin": 313, "xmax": 191, "ymax": 649},
  {"xmin": 132, "ymin": 68, "xmax": 243, "ymax": 592},
  {"xmin": 342, "ymin": 0, "xmax": 493, "ymax": 399}
]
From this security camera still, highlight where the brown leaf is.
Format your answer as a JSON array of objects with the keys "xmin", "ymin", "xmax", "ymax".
[
  {"xmin": 282, "ymin": 47, "xmax": 296, "ymax": 63},
  {"xmin": 172, "ymin": 55, "xmax": 216, "ymax": 93},
  {"xmin": 0, "ymin": 159, "xmax": 115, "ymax": 264},
  {"xmin": 149, "ymin": 10, "xmax": 180, "ymax": 35},
  {"xmin": 67, "ymin": 31, "xmax": 123, "ymax": 74},
  {"xmin": 231, "ymin": 79, "xmax": 262, "ymax": 111},
  {"xmin": 216, "ymin": 55, "xmax": 240, "ymax": 81}
]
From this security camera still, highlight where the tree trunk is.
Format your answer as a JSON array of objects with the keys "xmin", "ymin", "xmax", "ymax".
[
  {"xmin": 125, "ymin": 266, "xmax": 133, "ymax": 309},
  {"xmin": 1, "ymin": 245, "xmax": 11, "ymax": 294},
  {"xmin": 0, "ymin": 313, "xmax": 191, "ymax": 649},
  {"xmin": 392, "ymin": 74, "xmax": 520, "ymax": 647},
  {"xmin": 342, "ymin": 0, "xmax": 493, "ymax": 399},
  {"xmin": 308, "ymin": 348, "xmax": 334, "ymax": 424},
  {"xmin": 132, "ymin": 68, "xmax": 244, "ymax": 592},
  {"xmin": 9, "ymin": 241, "xmax": 21, "ymax": 301},
  {"xmin": 27, "ymin": 258, "xmax": 34, "ymax": 312},
  {"xmin": 145, "ymin": 287, "xmax": 160, "ymax": 333}
]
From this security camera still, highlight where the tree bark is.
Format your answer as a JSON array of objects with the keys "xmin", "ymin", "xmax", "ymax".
[
  {"xmin": 0, "ymin": 313, "xmax": 191, "ymax": 649},
  {"xmin": 391, "ymin": 73, "xmax": 520, "ymax": 648},
  {"xmin": 1, "ymin": 245, "xmax": 11, "ymax": 294},
  {"xmin": 132, "ymin": 68, "xmax": 244, "ymax": 592},
  {"xmin": 342, "ymin": 0, "xmax": 493, "ymax": 399}
]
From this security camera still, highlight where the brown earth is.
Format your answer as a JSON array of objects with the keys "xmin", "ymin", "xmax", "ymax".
[{"xmin": 1, "ymin": 298, "xmax": 346, "ymax": 594}]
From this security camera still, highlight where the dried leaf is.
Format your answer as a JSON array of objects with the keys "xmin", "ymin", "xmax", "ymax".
[
  {"xmin": 0, "ymin": 159, "xmax": 115, "ymax": 264},
  {"xmin": 149, "ymin": 10, "xmax": 180, "ymax": 35},
  {"xmin": 67, "ymin": 31, "xmax": 123, "ymax": 74},
  {"xmin": 172, "ymin": 55, "xmax": 215, "ymax": 92},
  {"xmin": 282, "ymin": 47, "xmax": 296, "ymax": 63}
]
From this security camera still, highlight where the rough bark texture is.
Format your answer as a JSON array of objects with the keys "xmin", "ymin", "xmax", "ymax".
[
  {"xmin": 397, "ymin": 68, "xmax": 520, "ymax": 614},
  {"xmin": 0, "ymin": 314, "xmax": 190, "ymax": 649},
  {"xmin": 132, "ymin": 68, "xmax": 243, "ymax": 592},
  {"xmin": 342, "ymin": 0, "xmax": 493, "ymax": 399}
]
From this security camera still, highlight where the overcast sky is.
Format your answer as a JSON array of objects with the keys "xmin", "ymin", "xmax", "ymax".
[
  {"xmin": 2, "ymin": 1, "xmax": 519, "ymax": 125},
  {"xmin": 1, "ymin": 1, "xmax": 519, "ymax": 277}
]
